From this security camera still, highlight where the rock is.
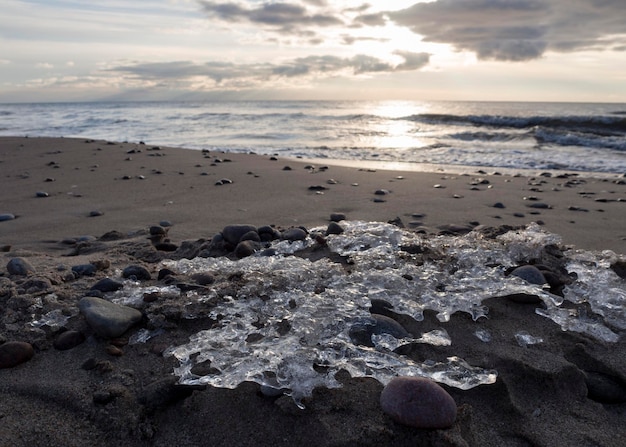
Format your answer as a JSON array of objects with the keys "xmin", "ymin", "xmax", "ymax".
[
  {"xmin": 330, "ymin": 213, "xmax": 346, "ymax": 222},
  {"xmin": 191, "ymin": 273, "xmax": 215, "ymax": 285},
  {"xmin": 349, "ymin": 314, "xmax": 410, "ymax": 347},
  {"xmin": 222, "ymin": 224, "xmax": 258, "ymax": 246},
  {"xmin": 326, "ymin": 222, "xmax": 344, "ymax": 235},
  {"xmin": 0, "ymin": 213, "xmax": 16, "ymax": 222},
  {"xmin": 380, "ymin": 377, "xmax": 457, "ymax": 429},
  {"xmin": 493, "ymin": 202, "xmax": 505, "ymax": 209},
  {"xmin": 511, "ymin": 265, "xmax": 546, "ymax": 285},
  {"xmin": 7, "ymin": 257, "xmax": 35, "ymax": 276},
  {"xmin": 35, "ymin": 191, "xmax": 49, "ymax": 198},
  {"xmin": 72, "ymin": 263, "xmax": 97, "ymax": 277},
  {"xmin": 281, "ymin": 228, "xmax": 307, "ymax": 242},
  {"xmin": 91, "ymin": 277, "xmax": 124, "ymax": 293},
  {"xmin": 122, "ymin": 265, "xmax": 151, "ymax": 281},
  {"xmin": 240, "ymin": 230, "xmax": 261, "ymax": 243},
  {"xmin": 78, "ymin": 297, "xmax": 143, "ymax": 338},
  {"xmin": 234, "ymin": 240, "xmax": 259, "ymax": 259},
  {"xmin": 54, "ymin": 330, "xmax": 86, "ymax": 350},
  {"xmin": 375, "ymin": 189, "xmax": 390, "ymax": 195},
  {"xmin": 258, "ymin": 226, "xmax": 281, "ymax": 242},
  {"xmin": 0, "ymin": 341, "xmax": 35, "ymax": 369}
]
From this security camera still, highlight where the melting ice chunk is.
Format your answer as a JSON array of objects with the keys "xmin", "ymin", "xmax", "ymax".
[{"xmin": 157, "ymin": 220, "xmax": 622, "ymax": 406}]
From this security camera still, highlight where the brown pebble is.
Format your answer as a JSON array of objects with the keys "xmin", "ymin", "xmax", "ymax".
[
  {"xmin": 106, "ymin": 345, "xmax": 124, "ymax": 356},
  {"xmin": 380, "ymin": 376, "xmax": 457, "ymax": 429},
  {"xmin": 0, "ymin": 341, "xmax": 35, "ymax": 368},
  {"xmin": 53, "ymin": 330, "xmax": 86, "ymax": 351}
]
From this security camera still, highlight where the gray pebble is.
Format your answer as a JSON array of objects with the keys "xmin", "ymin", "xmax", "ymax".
[
  {"xmin": 0, "ymin": 213, "xmax": 16, "ymax": 222},
  {"xmin": 122, "ymin": 265, "xmax": 151, "ymax": 281},
  {"xmin": 511, "ymin": 265, "xmax": 546, "ymax": 285},
  {"xmin": 7, "ymin": 258, "xmax": 35, "ymax": 276},
  {"xmin": 281, "ymin": 228, "xmax": 307, "ymax": 242},
  {"xmin": 78, "ymin": 297, "xmax": 143, "ymax": 338}
]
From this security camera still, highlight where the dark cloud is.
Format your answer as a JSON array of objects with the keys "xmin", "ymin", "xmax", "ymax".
[
  {"xmin": 389, "ymin": 0, "xmax": 626, "ymax": 61},
  {"xmin": 108, "ymin": 52, "xmax": 430, "ymax": 88},
  {"xmin": 198, "ymin": 1, "xmax": 343, "ymax": 29}
]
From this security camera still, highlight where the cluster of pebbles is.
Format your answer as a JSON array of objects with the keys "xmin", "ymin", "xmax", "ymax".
[{"xmin": 1, "ymin": 217, "xmax": 625, "ymax": 437}]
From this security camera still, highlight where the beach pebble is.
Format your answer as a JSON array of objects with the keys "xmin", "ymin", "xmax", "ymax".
[
  {"xmin": 281, "ymin": 228, "xmax": 307, "ymax": 242},
  {"xmin": 89, "ymin": 210, "xmax": 104, "ymax": 217},
  {"xmin": 0, "ymin": 341, "xmax": 35, "ymax": 369},
  {"xmin": 240, "ymin": 230, "xmax": 261, "ymax": 243},
  {"xmin": 493, "ymin": 202, "xmax": 505, "ymax": 208},
  {"xmin": 222, "ymin": 224, "xmax": 258, "ymax": 246},
  {"xmin": 375, "ymin": 189, "xmax": 390, "ymax": 195},
  {"xmin": 72, "ymin": 263, "xmax": 97, "ymax": 277},
  {"xmin": 511, "ymin": 265, "xmax": 546, "ymax": 285},
  {"xmin": 0, "ymin": 213, "xmax": 16, "ymax": 222},
  {"xmin": 53, "ymin": 330, "xmax": 86, "ymax": 351},
  {"xmin": 122, "ymin": 265, "xmax": 151, "ymax": 281},
  {"xmin": 349, "ymin": 314, "xmax": 410, "ymax": 346},
  {"xmin": 91, "ymin": 277, "xmax": 124, "ymax": 293},
  {"xmin": 78, "ymin": 296, "xmax": 143, "ymax": 338},
  {"xmin": 35, "ymin": 191, "xmax": 49, "ymax": 198},
  {"xmin": 235, "ymin": 240, "xmax": 259, "ymax": 259},
  {"xmin": 380, "ymin": 377, "xmax": 457, "ymax": 429},
  {"xmin": 258, "ymin": 225, "xmax": 281, "ymax": 242},
  {"xmin": 7, "ymin": 257, "xmax": 36, "ymax": 276},
  {"xmin": 330, "ymin": 213, "xmax": 346, "ymax": 222},
  {"xmin": 326, "ymin": 222, "xmax": 344, "ymax": 235}
]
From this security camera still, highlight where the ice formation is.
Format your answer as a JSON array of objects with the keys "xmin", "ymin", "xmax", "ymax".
[{"xmin": 131, "ymin": 221, "xmax": 621, "ymax": 407}]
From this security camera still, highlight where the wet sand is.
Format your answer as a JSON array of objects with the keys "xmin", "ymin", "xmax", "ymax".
[{"xmin": 0, "ymin": 136, "xmax": 625, "ymax": 447}]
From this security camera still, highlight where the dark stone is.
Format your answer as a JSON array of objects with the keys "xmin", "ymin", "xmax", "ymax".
[
  {"xmin": 191, "ymin": 273, "xmax": 215, "ymax": 285},
  {"xmin": 155, "ymin": 242, "xmax": 178, "ymax": 252},
  {"xmin": 281, "ymin": 228, "xmax": 307, "ymax": 242},
  {"xmin": 122, "ymin": 265, "xmax": 151, "ymax": 281},
  {"xmin": 7, "ymin": 258, "xmax": 35, "ymax": 276},
  {"xmin": 493, "ymin": 202, "xmax": 505, "ymax": 208},
  {"xmin": 611, "ymin": 260, "xmax": 626, "ymax": 279},
  {"xmin": 222, "ymin": 225, "xmax": 258, "ymax": 246},
  {"xmin": 240, "ymin": 230, "xmax": 261, "ymax": 243},
  {"xmin": 235, "ymin": 240, "xmax": 259, "ymax": 259},
  {"xmin": 258, "ymin": 226, "xmax": 281, "ymax": 242},
  {"xmin": 35, "ymin": 191, "xmax": 49, "ymax": 198},
  {"xmin": 349, "ymin": 314, "xmax": 410, "ymax": 347},
  {"xmin": 0, "ymin": 213, "xmax": 16, "ymax": 222},
  {"xmin": 72, "ymin": 264, "xmax": 97, "ymax": 277},
  {"xmin": 330, "ymin": 213, "xmax": 346, "ymax": 222},
  {"xmin": 149, "ymin": 225, "xmax": 167, "ymax": 236},
  {"xmin": 54, "ymin": 330, "xmax": 86, "ymax": 350},
  {"xmin": 91, "ymin": 278, "xmax": 124, "ymax": 293},
  {"xmin": 326, "ymin": 222, "xmax": 344, "ymax": 235},
  {"xmin": 374, "ymin": 189, "xmax": 390, "ymax": 195},
  {"xmin": 511, "ymin": 265, "xmax": 546, "ymax": 285},
  {"xmin": 308, "ymin": 185, "xmax": 328, "ymax": 191},
  {"xmin": 0, "ymin": 341, "xmax": 35, "ymax": 369},
  {"xmin": 380, "ymin": 376, "xmax": 457, "ymax": 429}
]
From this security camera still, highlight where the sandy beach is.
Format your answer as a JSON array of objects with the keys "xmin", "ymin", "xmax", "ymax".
[{"xmin": 1, "ymin": 136, "xmax": 625, "ymax": 446}]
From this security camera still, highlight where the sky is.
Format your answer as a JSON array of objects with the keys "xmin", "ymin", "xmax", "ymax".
[{"xmin": 1, "ymin": 0, "xmax": 625, "ymax": 103}]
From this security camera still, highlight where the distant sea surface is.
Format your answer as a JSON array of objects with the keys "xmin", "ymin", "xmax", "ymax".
[{"xmin": 1, "ymin": 100, "xmax": 625, "ymax": 174}]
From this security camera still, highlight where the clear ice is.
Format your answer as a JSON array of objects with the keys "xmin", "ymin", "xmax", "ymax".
[{"xmin": 124, "ymin": 221, "xmax": 621, "ymax": 407}]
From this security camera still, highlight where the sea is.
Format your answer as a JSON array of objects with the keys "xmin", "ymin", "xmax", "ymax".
[{"xmin": 1, "ymin": 100, "xmax": 625, "ymax": 175}]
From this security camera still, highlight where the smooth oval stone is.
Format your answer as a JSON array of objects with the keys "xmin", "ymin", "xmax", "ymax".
[
  {"xmin": 0, "ymin": 341, "xmax": 35, "ymax": 369},
  {"xmin": 380, "ymin": 376, "xmax": 457, "ymax": 429},
  {"xmin": 258, "ymin": 226, "xmax": 281, "ymax": 242},
  {"xmin": 0, "ymin": 213, "xmax": 16, "ymax": 222},
  {"xmin": 78, "ymin": 297, "xmax": 143, "ymax": 338},
  {"xmin": 122, "ymin": 265, "xmax": 151, "ymax": 281},
  {"xmin": 235, "ymin": 240, "xmax": 259, "ymax": 259},
  {"xmin": 35, "ymin": 191, "xmax": 49, "ymax": 198},
  {"xmin": 90, "ymin": 277, "xmax": 124, "ymax": 293},
  {"xmin": 349, "ymin": 315, "xmax": 410, "ymax": 346},
  {"xmin": 7, "ymin": 257, "xmax": 35, "ymax": 276},
  {"xmin": 191, "ymin": 273, "xmax": 215, "ymax": 285},
  {"xmin": 222, "ymin": 224, "xmax": 258, "ymax": 246},
  {"xmin": 511, "ymin": 265, "xmax": 546, "ymax": 285},
  {"xmin": 281, "ymin": 228, "xmax": 307, "ymax": 242},
  {"xmin": 330, "ymin": 213, "xmax": 346, "ymax": 222},
  {"xmin": 54, "ymin": 330, "xmax": 86, "ymax": 351}
]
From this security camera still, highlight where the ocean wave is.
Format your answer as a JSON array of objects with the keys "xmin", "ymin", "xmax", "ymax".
[{"xmin": 402, "ymin": 113, "xmax": 626, "ymax": 136}]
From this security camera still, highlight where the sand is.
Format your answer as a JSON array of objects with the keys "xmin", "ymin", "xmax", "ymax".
[{"xmin": 0, "ymin": 136, "xmax": 625, "ymax": 446}]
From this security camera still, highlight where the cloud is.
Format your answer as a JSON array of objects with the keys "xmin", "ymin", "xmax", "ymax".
[
  {"xmin": 389, "ymin": 0, "xmax": 626, "ymax": 61},
  {"xmin": 107, "ymin": 51, "xmax": 430, "ymax": 89},
  {"xmin": 197, "ymin": 1, "xmax": 343, "ymax": 31}
]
